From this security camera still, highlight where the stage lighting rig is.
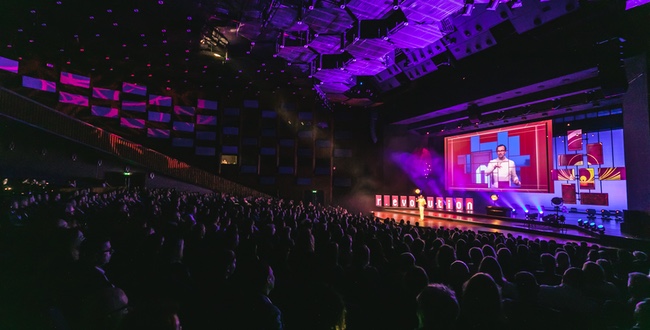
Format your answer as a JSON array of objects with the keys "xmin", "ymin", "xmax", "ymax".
[
  {"xmin": 601, "ymin": 209, "xmax": 611, "ymax": 220},
  {"xmin": 586, "ymin": 209, "xmax": 597, "ymax": 220}
]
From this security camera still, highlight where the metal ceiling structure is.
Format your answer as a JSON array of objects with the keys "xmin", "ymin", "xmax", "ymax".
[{"xmin": 0, "ymin": 0, "xmax": 647, "ymax": 126}]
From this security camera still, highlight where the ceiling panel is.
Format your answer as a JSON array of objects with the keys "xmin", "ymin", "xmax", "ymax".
[
  {"xmin": 309, "ymin": 35, "xmax": 343, "ymax": 54},
  {"xmin": 347, "ymin": 0, "xmax": 395, "ymax": 20},
  {"xmin": 267, "ymin": 6, "xmax": 299, "ymax": 30},
  {"xmin": 303, "ymin": 7, "xmax": 355, "ymax": 34},
  {"xmin": 314, "ymin": 68, "xmax": 355, "ymax": 84},
  {"xmin": 400, "ymin": 0, "xmax": 465, "ymax": 23},
  {"xmin": 345, "ymin": 38, "xmax": 395, "ymax": 60},
  {"xmin": 388, "ymin": 22, "xmax": 444, "ymax": 49},
  {"xmin": 319, "ymin": 81, "xmax": 355, "ymax": 93},
  {"xmin": 345, "ymin": 58, "xmax": 387, "ymax": 75},
  {"xmin": 277, "ymin": 46, "xmax": 318, "ymax": 63}
]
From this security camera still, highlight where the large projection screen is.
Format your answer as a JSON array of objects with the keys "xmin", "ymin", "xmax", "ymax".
[{"xmin": 445, "ymin": 120, "xmax": 553, "ymax": 193}]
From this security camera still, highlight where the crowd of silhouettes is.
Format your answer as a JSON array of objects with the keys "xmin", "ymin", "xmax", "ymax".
[{"xmin": 1, "ymin": 187, "xmax": 650, "ymax": 330}]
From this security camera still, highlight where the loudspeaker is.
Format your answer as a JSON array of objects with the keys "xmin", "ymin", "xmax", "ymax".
[
  {"xmin": 467, "ymin": 104, "xmax": 482, "ymax": 124},
  {"xmin": 596, "ymin": 38, "xmax": 628, "ymax": 98},
  {"xmin": 486, "ymin": 206, "xmax": 511, "ymax": 217},
  {"xmin": 622, "ymin": 210, "xmax": 650, "ymax": 237}
]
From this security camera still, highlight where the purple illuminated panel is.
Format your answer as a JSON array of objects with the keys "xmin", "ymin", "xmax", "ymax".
[
  {"xmin": 626, "ymin": 0, "xmax": 650, "ymax": 10},
  {"xmin": 173, "ymin": 121, "xmax": 195, "ymax": 132},
  {"xmin": 122, "ymin": 100, "xmax": 147, "ymax": 112},
  {"xmin": 22, "ymin": 76, "xmax": 56, "ymax": 92},
  {"xmin": 120, "ymin": 118, "xmax": 145, "ymax": 129},
  {"xmin": 93, "ymin": 87, "xmax": 120, "ymax": 100},
  {"xmin": 148, "ymin": 111, "xmax": 171, "ymax": 122},
  {"xmin": 195, "ymin": 146, "xmax": 216, "ymax": 156},
  {"xmin": 91, "ymin": 105, "xmax": 119, "ymax": 118},
  {"xmin": 59, "ymin": 91, "xmax": 89, "ymax": 106},
  {"xmin": 196, "ymin": 114, "xmax": 217, "ymax": 126},
  {"xmin": 0, "ymin": 56, "xmax": 19, "ymax": 73},
  {"xmin": 196, "ymin": 131, "xmax": 216, "ymax": 140},
  {"xmin": 172, "ymin": 138, "xmax": 194, "ymax": 147},
  {"xmin": 60, "ymin": 72, "xmax": 90, "ymax": 88},
  {"xmin": 122, "ymin": 82, "xmax": 147, "ymax": 96},
  {"xmin": 147, "ymin": 128, "xmax": 170, "ymax": 138},
  {"xmin": 174, "ymin": 106, "xmax": 196, "ymax": 116},
  {"xmin": 243, "ymin": 100, "xmax": 259, "ymax": 108},
  {"xmin": 197, "ymin": 99, "xmax": 217, "ymax": 110},
  {"xmin": 149, "ymin": 94, "xmax": 172, "ymax": 106}
]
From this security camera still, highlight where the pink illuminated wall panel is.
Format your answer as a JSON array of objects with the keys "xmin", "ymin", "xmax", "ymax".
[
  {"xmin": 59, "ymin": 91, "xmax": 89, "ymax": 106},
  {"xmin": 60, "ymin": 72, "xmax": 90, "ymax": 88}
]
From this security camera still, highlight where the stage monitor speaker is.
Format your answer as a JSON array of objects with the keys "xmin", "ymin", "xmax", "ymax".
[
  {"xmin": 486, "ymin": 206, "xmax": 511, "ymax": 217},
  {"xmin": 622, "ymin": 210, "xmax": 650, "ymax": 238}
]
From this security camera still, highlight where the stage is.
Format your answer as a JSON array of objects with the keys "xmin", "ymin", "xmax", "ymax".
[{"xmin": 375, "ymin": 207, "xmax": 650, "ymax": 250}]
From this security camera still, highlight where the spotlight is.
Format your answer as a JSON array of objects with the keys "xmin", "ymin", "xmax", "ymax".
[
  {"xmin": 586, "ymin": 209, "xmax": 597, "ymax": 219},
  {"xmin": 490, "ymin": 194, "xmax": 499, "ymax": 202},
  {"xmin": 577, "ymin": 218, "xmax": 584, "ymax": 226},
  {"xmin": 589, "ymin": 222, "xmax": 596, "ymax": 230},
  {"xmin": 597, "ymin": 224, "xmax": 605, "ymax": 234},
  {"xmin": 601, "ymin": 209, "xmax": 611, "ymax": 220}
]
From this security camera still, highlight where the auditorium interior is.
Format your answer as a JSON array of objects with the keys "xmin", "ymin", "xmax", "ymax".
[{"xmin": 2, "ymin": 0, "xmax": 650, "ymax": 329}]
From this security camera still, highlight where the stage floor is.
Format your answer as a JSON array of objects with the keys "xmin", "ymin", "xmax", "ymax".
[{"xmin": 376, "ymin": 208, "xmax": 649, "ymax": 249}]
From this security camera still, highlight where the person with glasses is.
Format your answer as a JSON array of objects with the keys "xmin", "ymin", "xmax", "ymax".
[
  {"xmin": 62, "ymin": 236, "xmax": 117, "ymax": 329},
  {"xmin": 485, "ymin": 144, "xmax": 520, "ymax": 188}
]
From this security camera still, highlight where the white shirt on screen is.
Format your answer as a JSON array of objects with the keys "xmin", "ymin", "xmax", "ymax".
[{"xmin": 485, "ymin": 158, "xmax": 519, "ymax": 188}]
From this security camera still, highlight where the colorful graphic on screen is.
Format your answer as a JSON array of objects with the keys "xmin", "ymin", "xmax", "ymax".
[
  {"xmin": 561, "ymin": 184, "xmax": 577, "ymax": 204},
  {"xmin": 552, "ymin": 169, "xmax": 575, "ymax": 181},
  {"xmin": 598, "ymin": 167, "xmax": 626, "ymax": 180},
  {"xmin": 567, "ymin": 129, "xmax": 583, "ymax": 151},
  {"xmin": 558, "ymin": 154, "xmax": 584, "ymax": 166},
  {"xmin": 581, "ymin": 193, "xmax": 609, "ymax": 206},
  {"xmin": 587, "ymin": 143, "xmax": 604, "ymax": 165},
  {"xmin": 579, "ymin": 168, "xmax": 595, "ymax": 189},
  {"xmin": 444, "ymin": 120, "xmax": 553, "ymax": 192}
]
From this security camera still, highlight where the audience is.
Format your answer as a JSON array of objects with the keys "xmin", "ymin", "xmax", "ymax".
[
  {"xmin": 0, "ymin": 186, "xmax": 649, "ymax": 330},
  {"xmin": 416, "ymin": 283, "xmax": 459, "ymax": 330}
]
